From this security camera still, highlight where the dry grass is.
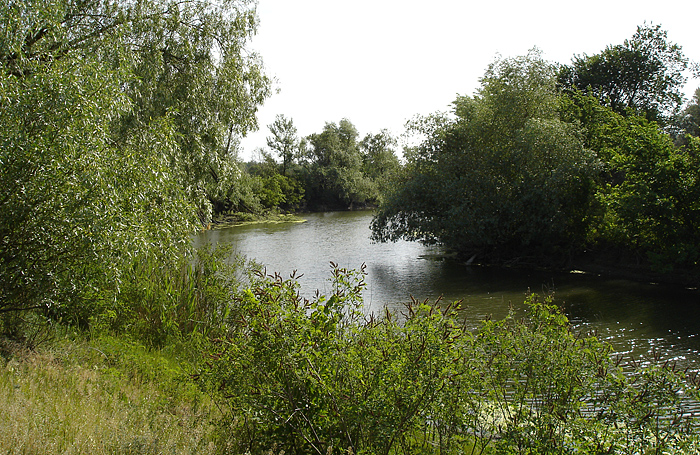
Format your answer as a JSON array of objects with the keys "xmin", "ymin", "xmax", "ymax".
[{"xmin": 0, "ymin": 338, "xmax": 218, "ymax": 455}]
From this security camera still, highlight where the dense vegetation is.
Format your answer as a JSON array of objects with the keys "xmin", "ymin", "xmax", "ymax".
[
  {"xmin": 220, "ymin": 116, "xmax": 402, "ymax": 215},
  {"xmin": 1, "ymin": 1, "xmax": 700, "ymax": 452},
  {"xmin": 3, "ymin": 264, "xmax": 700, "ymax": 454},
  {"xmin": 373, "ymin": 25, "xmax": 700, "ymax": 282}
]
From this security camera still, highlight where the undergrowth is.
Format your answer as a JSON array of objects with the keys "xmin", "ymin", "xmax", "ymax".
[{"xmin": 0, "ymin": 334, "xmax": 217, "ymax": 455}]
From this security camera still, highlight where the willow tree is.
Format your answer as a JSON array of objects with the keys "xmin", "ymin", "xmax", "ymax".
[
  {"xmin": 117, "ymin": 0, "xmax": 271, "ymax": 222},
  {"xmin": 372, "ymin": 51, "xmax": 597, "ymax": 264},
  {"xmin": 303, "ymin": 119, "xmax": 374, "ymax": 209},
  {"xmin": 0, "ymin": 0, "xmax": 269, "ymax": 325}
]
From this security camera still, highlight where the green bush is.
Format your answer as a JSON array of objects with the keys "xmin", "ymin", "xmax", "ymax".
[
  {"xmin": 476, "ymin": 296, "xmax": 699, "ymax": 454},
  {"xmin": 197, "ymin": 267, "xmax": 700, "ymax": 454},
  {"xmin": 198, "ymin": 263, "xmax": 465, "ymax": 454}
]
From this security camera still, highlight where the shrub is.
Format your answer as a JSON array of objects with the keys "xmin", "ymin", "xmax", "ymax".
[{"xmin": 198, "ymin": 267, "xmax": 700, "ymax": 454}]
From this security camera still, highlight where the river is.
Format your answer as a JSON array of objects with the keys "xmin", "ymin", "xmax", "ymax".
[{"xmin": 197, "ymin": 210, "xmax": 700, "ymax": 370}]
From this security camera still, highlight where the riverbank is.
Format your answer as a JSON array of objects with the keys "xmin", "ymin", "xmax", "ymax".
[
  {"xmin": 452, "ymin": 244, "xmax": 700, "ymax": 290},
  {"xmin": 567, "ymin": 249, "xmax": 700, "ymax": 289},
  {"xmin": 209, "ymin": 211, "xmax": 305, "ymax": 229},
  {"xmin": 0, "ymin": 336, "xmax": 218, "ymax": 454}
]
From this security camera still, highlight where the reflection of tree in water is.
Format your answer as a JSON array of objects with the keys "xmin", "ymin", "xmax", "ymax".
[{"xmin": 198, "ymin": 211, "xmax": 700, "ymax": 371}]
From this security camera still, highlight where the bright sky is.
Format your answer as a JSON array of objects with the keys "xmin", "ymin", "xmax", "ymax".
[{"xmin": 239, "ymin": 0, "xmax": 700, "ymax": 161}]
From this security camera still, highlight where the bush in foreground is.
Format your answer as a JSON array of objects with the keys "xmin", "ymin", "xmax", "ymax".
[{"xmin": 198, "ymin": 265, "xmax": 700, "ymax": 455}]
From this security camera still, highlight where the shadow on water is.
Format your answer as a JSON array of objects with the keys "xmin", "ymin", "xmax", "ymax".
[{"xmin": 197, "ymin": 210, "xmax": 700, "ymax": 368}]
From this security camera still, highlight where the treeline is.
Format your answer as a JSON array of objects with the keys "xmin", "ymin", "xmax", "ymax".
[
  {"xmin": 208, "ymin": 117, "xmax": 401, "ymax": 216},
  {"xmin": 373, "ymin": 24, "xmax": 700, "ymax": 282}
]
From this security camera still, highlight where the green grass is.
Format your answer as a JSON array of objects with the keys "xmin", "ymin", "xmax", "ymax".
[{"xmin": 0, "ymin": 336, "xmax": 217, "ymax": 455}]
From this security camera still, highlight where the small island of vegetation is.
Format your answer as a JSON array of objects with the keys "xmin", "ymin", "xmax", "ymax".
[{"xmin": 1, "ymin": 0, "xmax": 700, "ymax": 453}]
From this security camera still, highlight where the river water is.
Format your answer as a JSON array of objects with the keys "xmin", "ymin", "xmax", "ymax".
[{"xmin": 197, "ymin": 210, "xmax": 700, "ymax": 370}]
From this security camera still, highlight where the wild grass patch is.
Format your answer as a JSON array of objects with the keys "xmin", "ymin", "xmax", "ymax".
[{"xmin": 0, "ymin": 336, "xmax": 217, "ymax": 455}]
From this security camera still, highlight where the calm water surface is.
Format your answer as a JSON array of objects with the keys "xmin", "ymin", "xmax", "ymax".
[{"xmin": 197, "ymin": 211, "xmax": 700, "ymax": 369}]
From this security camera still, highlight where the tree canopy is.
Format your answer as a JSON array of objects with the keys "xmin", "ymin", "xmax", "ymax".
[
  {"xmin": 0, "ymin": 0, "xmax": 269, "ymax": 322},
  {"xmin": 266, "ymin": 114, "xmax": 300, "ymax": 177},
  {"xmin": 558, "ymin": 23, "xmax": 689, "ymax": 124},
  {"xmin": 372, "ymin": 51, "xmax": 597, "ymax": 263}
]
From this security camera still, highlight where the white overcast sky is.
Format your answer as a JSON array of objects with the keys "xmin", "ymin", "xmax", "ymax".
[{"xmin": 238, "ymin": 0, "xmax": 700, "ymax": 161}]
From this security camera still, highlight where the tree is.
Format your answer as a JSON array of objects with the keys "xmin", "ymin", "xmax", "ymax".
[
  {"xmin": 360, "ymin": 130, "xmax": 401, "ymax": 181},
  {"xmin": 562, "ymin": 90, "xmax": 700, "ymax": 273},
  {"xmin": 247, "ymin": 151, "xmax": 305, "ymax": 211},
  {"xmin": 0, "ymin": 0, "xmax": 269, "ymax": 326},
  {"xmin": 266, "ymin": 114, "xmax": 300, "ymax": 176},
  {"xmin": 558, "ymin": 24, "xmax": 689, "ymax": 124},
  {"xmin": 111, "ymin": 0, "xmax": 271, "ymax": 223},
  {"xmin": 303, "ymin": 119, "xmax": 373, "ymax": 209},
  {"xmin": 674, "ymin": 88, "xmax": 700, "ymax": 146},
  {"xmin": 372, "ymin": 51, "xmax": 597, "ymax": 263}
]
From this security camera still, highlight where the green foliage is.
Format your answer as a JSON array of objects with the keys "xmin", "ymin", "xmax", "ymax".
[
  {"xmin": 101, "ymin": 245, "xmax": 243, "ymax": 346},
  {"xmin": 198, "ymin": 267, "xmax": 700, "ymax": 454},
  {"xmin": 249, "ymin": 117, "xmax": 402, "ymax": 212},
  {"xmin": 256, "ymin": 173, "xmax": 305, "ymax": 210},
  {"xmin": 558, "ymin": 23, "xmax": 689, "ymax": 124},
  {"xmin": 0, "ymin": 335, "xmax": 217, "ymax": 454},
  {"xmin": 373, "ymin": 51, "xmax": 597, "ymax": 263},
  {"xmin": 198, "ymin": 264, "xmax": 467, "ymax": 455},
  {"xmin": 267, "ymin": 114, "xmax": 301, "ymax": 177},
  {"xmin": 674, "ymin": 88, "xmax": 700, "ymax": 146},
  {"xmin": 359, "ymin": 130, "xmax": 402, "ymax": 204},
  {"xmin": 595, "ymin": 114, "xmax": 700, "ymax": 270},
  {"xmin": 474, "ymin": 295, "xmax": 700, "ymax": 454},
  {"xmin": 563, "ymin": 90, "xmax": 700, "ymax": 273},
  {"xmin": 0, "ymin": 0, "xmax": 270, "ymax": 333},
  {"xmin": 0, "ymin": 0, "xmax": 198, "ymax": 328},
  {"xmin": 116, "ymin": 0, "xmax": 272, "ymax": 222},
  {"xmin": 302, "ymin": 119, "xmax": 376, "ymax": 209}
]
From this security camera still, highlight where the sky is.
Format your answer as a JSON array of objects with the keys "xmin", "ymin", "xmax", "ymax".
[{"xmin": 238, "ymin": 0, "xmax": 700, "ymax": 161}]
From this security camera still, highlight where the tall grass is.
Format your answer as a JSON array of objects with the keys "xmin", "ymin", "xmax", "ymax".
[
  {"xmin": 0, "ymin": 337, "xmax": 217, "ymax": 455},
  {"xmin": 101, "ymin": 244, "xmax": 244, "ymax": 347}
]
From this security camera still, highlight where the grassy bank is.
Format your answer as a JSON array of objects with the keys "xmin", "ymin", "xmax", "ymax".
[{"xmin": 0, "ymin": 336, "xmax": 217, "ymax": 455}]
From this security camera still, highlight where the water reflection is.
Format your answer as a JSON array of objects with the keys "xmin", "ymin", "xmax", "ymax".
[{"xmin": 197, "ymin": 210, "xmax": 700, "ymax": 368}]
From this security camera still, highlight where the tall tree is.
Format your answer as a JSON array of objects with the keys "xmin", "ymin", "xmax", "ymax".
[
  {"xmin": 558, "ymin": 24, "xmax": 689, "ymax": 124},
  {"xmin": 674, "ymin": 88, "xmax": 700, "ymax": 145},
  {"xmin": 360, "ymin": 130, "xmax": 401, "ymax": 181},
  {"xmin": 116, "ymin": 0, "xmax": 271, "ymax": 222},
  {"xmin": 372, "ymin": 51, "xmax": 597, "ymax": 263},
  {"xmin": 266, "ymin": 114, "xmax": 299, "ymax": 176},
  {"xmin": 0, "ymin": 0, "xmax": 269, "ymax": 323},
  {"xmin": 303, "ymin": 119, "xmax": 372, "ymax": 209}
]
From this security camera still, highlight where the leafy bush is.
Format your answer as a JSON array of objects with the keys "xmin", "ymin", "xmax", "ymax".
[
  {"xmin": 197, "ymin": 264, "xmax": 463, "ymax": 454},
  {"xmin": 476, "ymin": 295, "xmax": 699, "ymax": 454},
  {"xmin": 197, "ymin": 267, "xmax": 700, "ymax": 454}
]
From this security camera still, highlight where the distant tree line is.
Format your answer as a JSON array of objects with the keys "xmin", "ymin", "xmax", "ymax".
[{"xmin": 209, "ymin": 116, "xmax": 402, "ymax": 215}]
